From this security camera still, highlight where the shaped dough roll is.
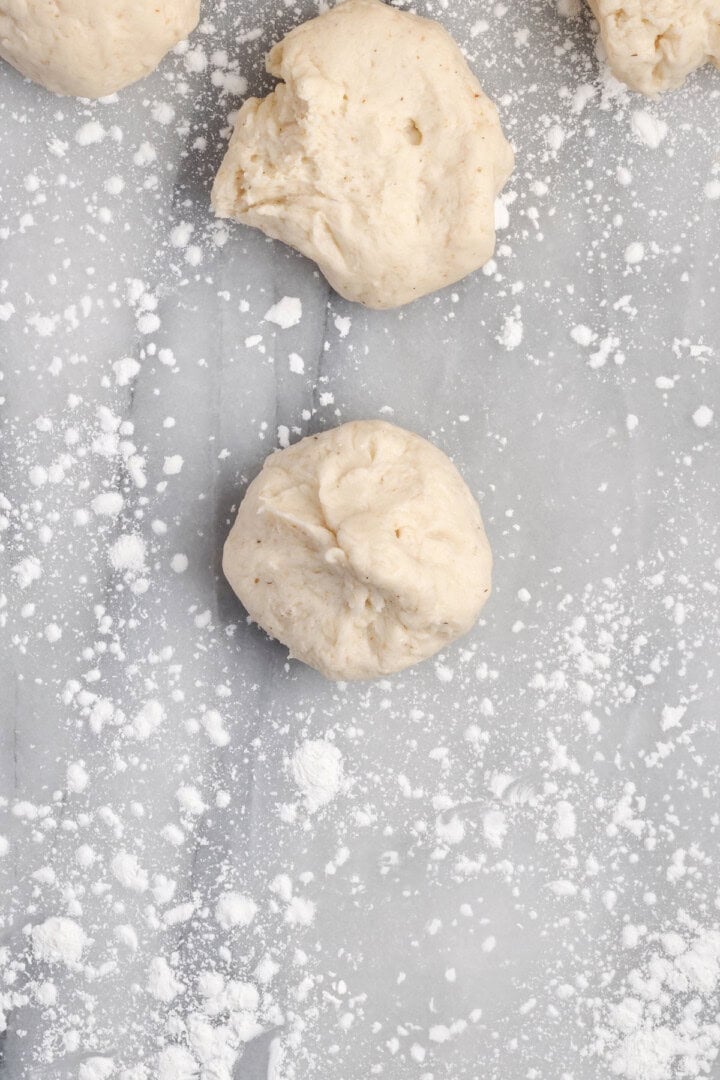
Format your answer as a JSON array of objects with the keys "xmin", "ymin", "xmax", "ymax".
[
  {"xmin": 0, "ymin": 0, "xmax": 200, "ymax": 97},
  {"xmin": 587, "ymin": 0, "xmax": 720, "ymax": 94},
  {"xmin": 223, "ymin": 421, "xmax": 493, "ymax": 681},
  {"xmin": 212, "ymin": 0, "xmax": 514, "ymax": 309}
]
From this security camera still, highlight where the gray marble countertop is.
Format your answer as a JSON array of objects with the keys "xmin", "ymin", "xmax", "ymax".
[{"xmin": 1, "ymin": 3, "xmax": 719, "ymax": 1079}]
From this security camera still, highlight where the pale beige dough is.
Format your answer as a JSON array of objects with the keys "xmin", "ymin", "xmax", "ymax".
[
  {"xmin": 588, "ymin": 0, "xmax": 720, "ymax": 93},
  {"xmin": 212, "ymin": 0, "xmax": 514, "ymax": 309},
  {"xmin": 0, "ymin": 0, "xmax": 200, "ymax": 97},
  {"xmin": 223, "ymin": 421, "xmax": 493, "ymax": 681}
]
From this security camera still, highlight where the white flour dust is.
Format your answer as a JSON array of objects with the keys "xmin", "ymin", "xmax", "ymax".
[
  {"xmin": 31, "ymin": 917, "xmax": 88, "ymax": 967},
  {"xmin": 291, "ymin": 739, "xmax": 345, "ymax": 813},
  {"xmin": 0, "ymin": 1, "xmax": 718, "ymax": 1079}
]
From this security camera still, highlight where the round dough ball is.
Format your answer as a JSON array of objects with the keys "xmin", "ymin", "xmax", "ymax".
[
  {"xmin": 0, "ymin": 0, "xmax": 200, "ymax": 98},
  {"xmin": 212, "ymin": 0, "xmax": 514, "ymax": 309},
  {"xmin": 223, "ymin": 421, "xmax": 492, "ymax": 681},
  {"xmin": 587, "ymin": 0, "xmax": 720, "ymax": 94}
]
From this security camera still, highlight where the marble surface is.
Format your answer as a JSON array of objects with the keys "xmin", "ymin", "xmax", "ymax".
[{"xmin": 1, "ymin": 2, "xmax": 719, "ymax": 1079}]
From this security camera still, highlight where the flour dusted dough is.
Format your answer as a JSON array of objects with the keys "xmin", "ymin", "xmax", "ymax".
[
  {"xmin": 0, "ymin": 0, "xmax": 200, "ymax": 97},
  {"xmin": 588, "ymin": 0, "xmax": 720, "ymax": 93},
  {"xmin": 212, "ymin": 0, "xmax": 514, "ymax": 309},
  {"xmin": 223, "ymin": 421, "xmax": 492, "ymax": 681}
]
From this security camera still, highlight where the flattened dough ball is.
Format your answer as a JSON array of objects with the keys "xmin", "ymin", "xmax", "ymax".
[
  {"xmin": 588, "ymin": 0, "xmax": 720, "ymax": 93},
  {"xmin": 212, "ymin": 0, "xmax": 514, "ymax": 309},
  {"xmin": 0, "ymin": 0, "xmax": 200, "ymax": 97},
  {"xmin": 223, "ymin": 421, "xmax": 493, "ymax": 681}
]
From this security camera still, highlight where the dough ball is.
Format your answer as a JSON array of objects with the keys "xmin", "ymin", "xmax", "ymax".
[
  {"xmin": 588, "ymin": 0, "xmax": 720, "ymax": 93},
  {"xmin": 223, "ymin": 421, "xmax": 492, "ymax": 681},
  {"xmin": 0, "ymin": 0, "xmax": 200, "ymax": 97},
  {"xmin": 212, "ymin": 0, "xmax": 514, "ymax": 309}
]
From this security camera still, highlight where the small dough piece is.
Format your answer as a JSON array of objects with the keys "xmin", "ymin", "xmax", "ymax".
[
  {"xmin": 587, "ymin": 0, "xmax": 720, "ymax": 94},
  {"xmin": 0, "ymin": 0, "xmax": 200, "ymax": 98},
  {"xmin": 223, "ymin": 421, "xmax": 492, "ymax": 681},
  {"xmin": 212, "ymin": 0, "xmax": 514, "ymax": 309}
]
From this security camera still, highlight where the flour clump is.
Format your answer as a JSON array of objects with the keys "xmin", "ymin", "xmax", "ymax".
[
  {"xmin": 212, "ymin": 0, "xmax": 514, "ymax": 308},
  {"xmin": 222, "ymin": 420, "xmax": 493, "ymax": 680},
  {"xmin": 31, "ymin": 916, "xmax": 87, "ymax": 967},
  {"xmin": 291, "ymin": 740, "xmax": 344, "ymax": 811}
]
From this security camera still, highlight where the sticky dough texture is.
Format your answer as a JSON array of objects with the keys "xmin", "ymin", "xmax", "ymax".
[
  {"xmin": 588, "ymin": 0, "xmax": 720, "ymax": 93},
  {"xmin": 0, "ymin": 0, "xmax": 200, "ymax": 97},
  {"xmin": 212, "ymin": 0, "xmax": 514, "ymax": 309},
  {"xmin": 223, "ymin": 421, "xmax": 493, "ymax": 681}
]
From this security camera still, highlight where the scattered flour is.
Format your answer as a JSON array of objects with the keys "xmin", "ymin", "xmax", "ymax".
[
  {"xmin": 66, "ymin": 761, "xmax": 89, "ymax": 793},
  {"xmin": 31, "ymin": 917, "xmax": 87, "ymax": 967},
  {"xmin": 156, "ymin": 1046, "xmax": 198, "ymax": 1080},
  {"xmin": 0, "ymin": 10, "xmax": 718, "ymax": 1080},
  {"xmin": 113, "ymin": 356, "xmax": 141, "ymax": 386},
  {"xmin": 147, "ymin": 956, "xmax": 184, "ymax": 1002},
  {"xmin": 130, "ymin": 699, "xmax": 165, "ymax": 740},
  {"xmin": 264, "ymin": 296, "xmax": 302, "ymax": 328},
  {"xmin": 215, "ymin": 890, "xmax": 258, "ymax": 929},
  {"xmin": 624, "ymin": 242, "xmax": 645, "ymax": 265},
  {"xmin": 631, "ymin": 110, "xmax": 668, "ymax": 150},
  {"xmin": 108, "ymin": 533, "xmax": 146, "ymax": 573},
  {"xmin": 570, "ymin": 324, "xmax": 595, "ymax": 347},
  {"xmin": 497, "ymin": 308, "xmax": 523, "ymax": 350},
  {"xmin": 692, "ymin": 405, "xmax": 713, "ymax": 428},
  {"xmin": 162, "ymin": 454, "xmax": 184, "ymax": 475},
  {"xmin": 92, "ymin": 491, "xmax": 124, "ymax": 517},
  {"xmin": 12, "ymin": 556, "xmax": 42, "ymax": 588},
  {"xmin": 75, "ymin": 121, "xmax": 105, "ymax": 146},
  {"xmin": 552, "ymin": 800, "xmax": 577, "ymax": 839},
  {"xmin": 111, "ymin": 851, "xmax": 149, "ymax": 893},
  {"xmin": 557, "ymin": 0, "xmax": 582, "ymax": 18},
  {"xmin": 78, "ymin": 1058, "xmax": 115, "ymax": 1080},
  {"xmin": 200, "ymin": 709, "xmax": 230, "ymax": 746},
  {"xmin": 291, "ymin": 739, "xmax": 344, "ymax": 812},
  {"xmin": 481, "ymin": 808, "xmax": 507, "ymax": 848}
]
